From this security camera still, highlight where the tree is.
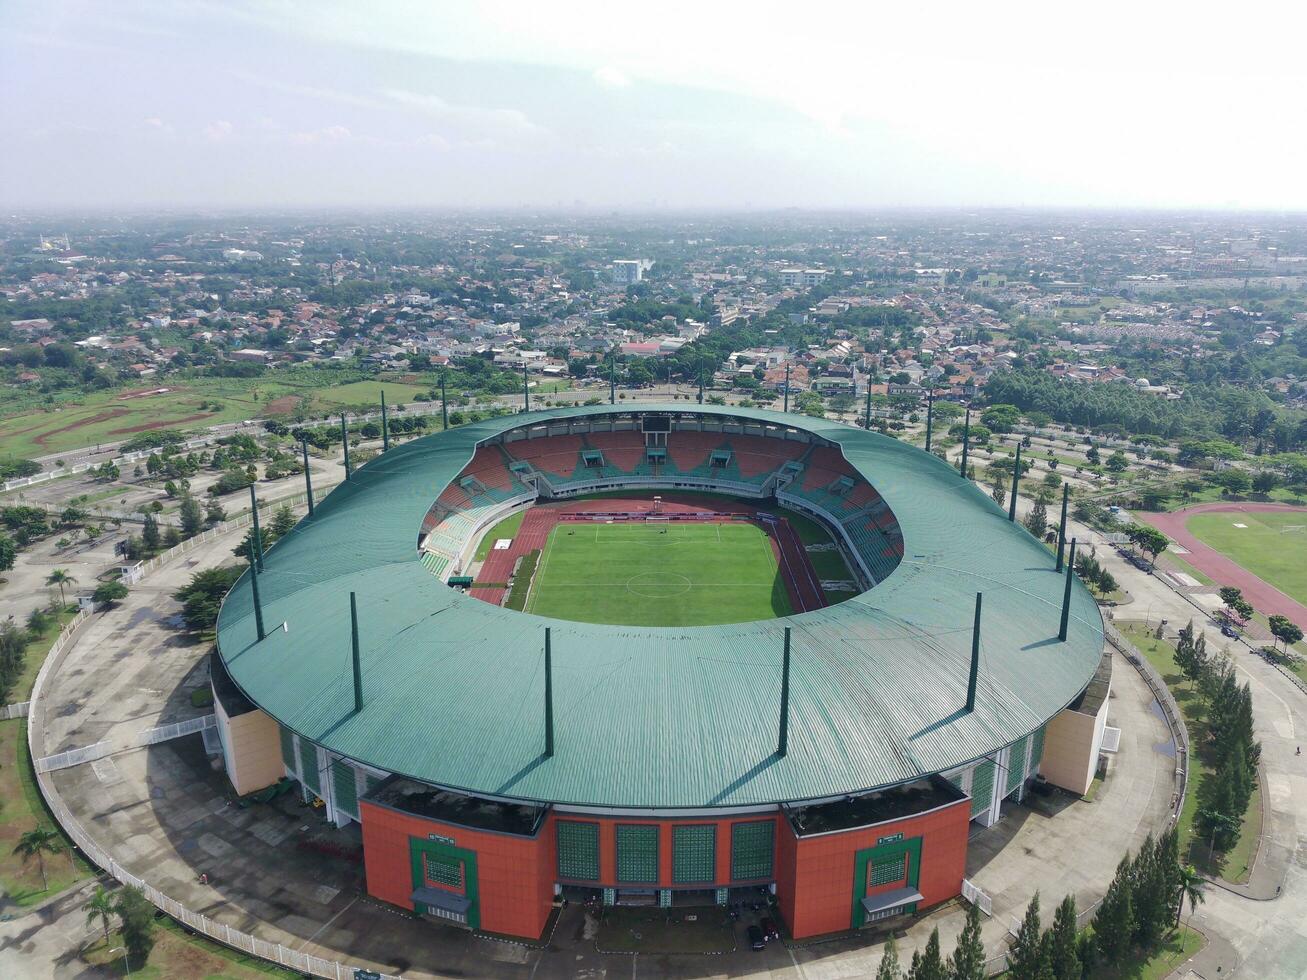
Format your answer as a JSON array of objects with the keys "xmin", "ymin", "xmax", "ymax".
[
  {"xmin": 92, "ymin": 580, "xmax": 129, "ymax": 606},
  {"xmin": 1213, "ymin": 468, "xmax": 1252, "ymax": 497},
  {"xmin": 1127, "ymin": 523, "xmax": 1169, "ymax": 569},
  {"xmin": 949, "ymin": 901, "xmax": 986, "ymax": 980},
  {"xmin": 1093, "ymin": 857, "xmax": 1134, "ymax": 966},
  {"xmin": 1007, "ymin": 893, "xmax": 1045, "ymax": 980},
  {"xmin": 114, "ymin": 885, "xmax": 156, "ymax": 964},
  {"xmin": 13, "ymin": 826, "xmax": 63, "ymax": 891},
  {"xmin": 875, "ymin": 934, "xmax": 902, "ymax": 980},
  {"xmin": 84, "ymin": 884, "xmax": 118, "ymax": 944},
  {"xmin": 1106, "ymin": 450, "xmax": 1129, "ymax": 473},
  {"xmin": 205, "ymin": 500, "xmax": 227, "ymax": 526},
  {"xmin": 991, "ymin": 483, "xmax": 1007, "ymax": 508},
  {"xmin": 980, "ymin": 403, "xmax": 1020, "ymax": 433},
  {"xmin": 179, "ymin": 494, "xmax": 204, "ymax": 538},
  {"xmin": 45, "ymin": 568, "xmax": 75, "ymax": 605},
  {"xmin": 1085, "ymin": 445, "xmax": 1101, "ymax": 466},
  {"xmin": 1252, "ymin": 470, "xmax": 1280, "ymax": 494},
  {"xmin": 906, "ymin": 927, "xmax": 947, "ymax": 980},
  {"xmin": 173, "ymin": 565, "xmax": 243, "ymax": 632},
  {"xmin": 1047, "ymin": 894, "xmax": 1080, "ymax": 980},
  {"xmin": 1024, "ymin": 500, "xmax": 1048, "ymax": 538},
  {"xmin": 141, "ymin": 511, "xmax": 160, "ymax": 552},
  {"xmin": 1176, "ymin": 864, "xmax": 1206, "ymax": 928},
  {"xmin": 1268, "ymin": 615, "xmax": 1303, "ymax": 652},
  {"xmin": 269, "ymin": 504, "xmax": 295, "ymax": 538},
  {"xmin": 0, "ymin": 532, "xmax": 15, "ymax": 573}
]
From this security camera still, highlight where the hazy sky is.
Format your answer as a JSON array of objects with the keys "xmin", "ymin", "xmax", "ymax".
[{"xmin": 4, "ymin": 0, "xmax": 1307, "ymax": 211}]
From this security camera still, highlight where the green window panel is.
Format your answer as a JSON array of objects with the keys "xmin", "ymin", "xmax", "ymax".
[
  {"xmin": 298, "ymin": 737, "xmax": 320, "ymax": 794},
  {"xmin": 1030, "ymin": 726, "xmax": 1046, "ymax": 774},
  {"xmin": 279, "ymin": 726, "xmax": 296, "ymax": 772},
  {"xmin": 424, "ymin": 852, "xmax": 465, "ymax": 890},
  {"xmin": 673, "ymin": 824, "xmax": 716, "ymax": 884},
  {"xmin": 331, "ymin": 759, "xmax": 358, "ymax": 819},
  {"xmin": 970, "ymin": 759, "xmax": 994, "ymax": 818},
  {"xmin": 1006, "ymin": 736, "xmax": 1030, "ymax": 794},
  {"xmin": 869, "ymin": 856, "xmax": 906, "ymax": 886},
  {"xmin": 557, "ymin": 820, "xmax": 600, "ymax": 881},
  {"xmin": 616, "ymin": 824, "xmax": 659, "ymax": 883},
  {"xmin": 730, "ymin": 820, "xmax": 774, "ymax": 881}
]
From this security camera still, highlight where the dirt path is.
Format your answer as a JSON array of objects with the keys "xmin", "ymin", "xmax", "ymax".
[
  {"xmin": 1139, "ymin": 502, "xmax": 1307, "ymax": 624},
  {"xmin": 32, "ymin": 409, "xmax": 129, "ymax": 448}
]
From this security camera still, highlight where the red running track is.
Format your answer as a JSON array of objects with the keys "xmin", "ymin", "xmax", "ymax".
[{"xmin": 1138, "ymin": 502, "xmax": 1307, "ymax": 624}]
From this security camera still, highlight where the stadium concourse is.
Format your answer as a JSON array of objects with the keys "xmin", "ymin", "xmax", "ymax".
[{"xmin": 211, "ymin": 404, "xmax": 1111, "ymax": 943}]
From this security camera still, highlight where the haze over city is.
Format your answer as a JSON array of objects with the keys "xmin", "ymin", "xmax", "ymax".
[{"xmin": 5, "ymin": 0, "xmax": 1307, "ymax": 211}]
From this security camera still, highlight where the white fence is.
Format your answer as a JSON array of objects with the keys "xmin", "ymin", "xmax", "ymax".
[
  {"xmin": 136, "ymin": 713, "xmax": 215, "ymax": 746},
  {"xmin": 961, "ymin": 877, "xmax": 993, "ymax": 916},
  {"xmin": 25, "ymin": 503, "xmax": 403, "ymax": 980},
  {"xmin": 36, "ymin": 739, "xmax": 115, "ymax": 773},
  {"xmin": 0, "ymin": 700, "xmax": 30, "ymax": 720}
]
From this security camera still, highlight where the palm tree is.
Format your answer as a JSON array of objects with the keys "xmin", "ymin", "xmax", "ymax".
[
  {"xmin": 1177, "ymin": 864, "xmax": 1207, "ymax": 928},
  {"xmin": 84, "ymin": 884, "xmax": 117, "ymax": 943},
  {"xmin": 45, "ymin": 568, "xmax": 75, "ymax": 606},
  {"xmin": 13, "ymin": 826, "xmax": 63, "ymax": 891}
]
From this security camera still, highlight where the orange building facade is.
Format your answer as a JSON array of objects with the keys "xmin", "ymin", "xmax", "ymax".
[{"xmin": 359, "ymin": 776, "xmax": 971, "ymax": 941}]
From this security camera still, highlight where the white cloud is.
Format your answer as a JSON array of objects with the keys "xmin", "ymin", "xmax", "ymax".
[
  {"xmin": 593, "ymin": 65, "xmax": 630, "ymax": 88},
  {"xmin": 202, "ymin": 120, "xmax": 234, "ymax": 142},
  {"xmin": 379, "ymin": 88, "xmax": 546, "ymax": 140},
  {"xmin": 287, "ymin": 124, "xmax": 353, "ymax": 144}
]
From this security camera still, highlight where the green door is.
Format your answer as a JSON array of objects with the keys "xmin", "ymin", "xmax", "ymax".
[{"xmin": 409, "ymin": 838, "xmax": 480, "ymax": 930}]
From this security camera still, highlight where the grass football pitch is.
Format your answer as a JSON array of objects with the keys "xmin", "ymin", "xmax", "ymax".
[
  {"xmin": 1186, "ymin": 510, "xmax": 1307, "ymax": 605},
  {"xmin": 523, "ymin": 521, "xmax": 792, "ymax": 626}
]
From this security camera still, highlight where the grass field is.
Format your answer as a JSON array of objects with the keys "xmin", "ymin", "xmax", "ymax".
[
  {"xmin": 524, "ymin": 521, "xmax": 792, "ymax": 626},
  {"xmin": 1186, "ymin": 511, "xmax": 1307, "ymax": 605}
]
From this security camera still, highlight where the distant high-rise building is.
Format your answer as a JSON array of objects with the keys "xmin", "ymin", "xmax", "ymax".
[
  {"xmin": 779, "ymin": 268, "xmax": 828, "ymax": 288},
  {"xmin": 610, "ymin": 259, "xmax": 653, "ymax": 284}
]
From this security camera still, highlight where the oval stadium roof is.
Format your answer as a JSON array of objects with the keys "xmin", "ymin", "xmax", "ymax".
[{"xmin": 216, "ymin": 404, "xmax": 1105, "ymax": 809}]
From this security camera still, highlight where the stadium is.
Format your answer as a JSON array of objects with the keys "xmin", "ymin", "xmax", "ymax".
[{"xmin": 210, "ymin": 404, "xmax": 1110, "ymax": 942}]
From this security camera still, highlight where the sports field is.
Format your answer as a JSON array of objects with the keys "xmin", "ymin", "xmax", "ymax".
[
  {"xmin": 1187, "ymin": 510, "xmax": 1307, "ymax": 605},
  {"xmin": 523, "ymin": 521, "xmax": 793, "ymax": 626}
]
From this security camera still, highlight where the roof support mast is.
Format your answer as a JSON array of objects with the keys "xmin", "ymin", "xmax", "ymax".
[
  {"xmin": 380, "ymin": 391, "xmax": 390, "ymax": 451},
  {"xmin": 783, "ymin": 362, "xmax": 790, "ymax": 413},
  {"xmin": 350, "ymin": 592, "xmax": 363, "ymax": 713},
  {"xmin": 777, "ymin": 627, "xmax": 792, "ymax": 757},
  {"xmin": 341, "ymin": 414, "xmax": 351, "ymax": 479},
  {"xmin": 523, "ymin": 363, "xmax": 530, "ymax": 413},
  {"xmin": 1008, "ymin": 443, "xmax": 1022, "ymax": 522},
  {"xmin": 1055, "ymin": 483, "xmax": 1069, "ymax": 571},
  {"xmin": 544, "ymin": 628, "xmax": 554, "ymax": 758},
  {"xmin": 959, "ymin": 407, "xmax": 971, "ymax": 479},
  {"xmin": 300, "ymin": 437, "xmax": 314, "ymax": 517},
  {"xmin": 924, "ymin": 389, "xmax": 934, "ymax": 452},
  {"xmin": 440, "ymin": 372, "xmax": 448, "ymax": 430},
  {"xmin": 248, "ymin": 484, "xmax": 264, "ymax": 571},
  {"xmin": 966, "ymin": 592, "xmax": 982, "ymax": 712},
  {"xmin": 1059, "ymin": 539, "xmax": 1078, "ymax": 641},
  {"xmin": 247, "ymin": 551, "xmax": 265, "ymax": 642},
  {"xmin": 864, "ymin": 382, "xmax": 872, "ymax": 431}
]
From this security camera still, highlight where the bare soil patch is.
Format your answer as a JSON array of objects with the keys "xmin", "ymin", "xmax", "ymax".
[{"xmin": 33, "ymin": 409, "xmax": 129, "ymax": 448}]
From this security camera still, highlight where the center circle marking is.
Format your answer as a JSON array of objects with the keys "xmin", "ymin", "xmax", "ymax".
[{"xmin": 626, "ymin": 571, "xmax": 692, "ymax": 598}]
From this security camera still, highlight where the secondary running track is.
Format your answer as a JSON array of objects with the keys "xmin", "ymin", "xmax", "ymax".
[{"xmin": 1138, "ymin": 501, "xmax": 1307, "ymax": 625}]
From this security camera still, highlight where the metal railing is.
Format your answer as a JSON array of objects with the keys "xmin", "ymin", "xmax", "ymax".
[{"xmin": 26, "ymin": 503, "xmax": 403, "ymax": 980}]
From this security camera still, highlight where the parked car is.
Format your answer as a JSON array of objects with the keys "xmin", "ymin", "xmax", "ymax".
[
  {"xmin": 1221, "ymin": 624, "xmax": 1238, "ymax": 638},
  {"xmin": 747, "ymin": 924, "xmax": 766, "ymax": 950},
  {"xmin": 761, "ymin": 916, "xmax": 780, "ymax": 941}
]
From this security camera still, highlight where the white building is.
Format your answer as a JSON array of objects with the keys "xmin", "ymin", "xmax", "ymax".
[
  {"xmin": 610, "ymin": 259, "xmax": 653, "ymax": 285},
  {"xmin": 779, "ymin": 268, "xmax": 828, "ymax": 288}
]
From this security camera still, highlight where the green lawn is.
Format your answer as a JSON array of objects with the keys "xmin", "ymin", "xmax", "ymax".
[
  {"xmin": 524, "ymin": 521, "xmax": 792, "ymax": 626},
  {"xmin": 1089, "ymin": 925, "xmax": 1205, "ymax": 979},
  {"xmin": 307, "ymin": 379, "xmax": 432, "ymax": 412},
  {"xmin": 83, "ymin": 922, "xmax": 297, "ymax": 978},
  {"xmin": 1186, "ymin": 511, "xmax": 1307, "ymax": 605},
  {"xmin": 0, "ymin": 718, "xmax": 95, "ymax": 906},
  {"xmin": 1118, "ymin": 623, "xmax": 1260, "ymax": 884},
  {"xmin": 596, "ymin": 906, "xmax": 737, "ymax": 954},
  {"xmin": 474, "ymin": 510, "xmax": 527, "ymax": 561}
]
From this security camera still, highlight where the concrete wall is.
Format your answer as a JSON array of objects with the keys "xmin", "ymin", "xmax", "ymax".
[
  {"xmin": 213, "ymin": 695, "xmax": 284, "ymax": 797},
  {"xmin": 1038, "ymin": 690, "xmax": 1111, "ymax": 797}
]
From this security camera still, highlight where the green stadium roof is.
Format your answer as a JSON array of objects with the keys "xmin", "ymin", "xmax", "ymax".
[{"xmin": 216, "ymin": 404, "xmax": 1104, "ymax": 809}]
